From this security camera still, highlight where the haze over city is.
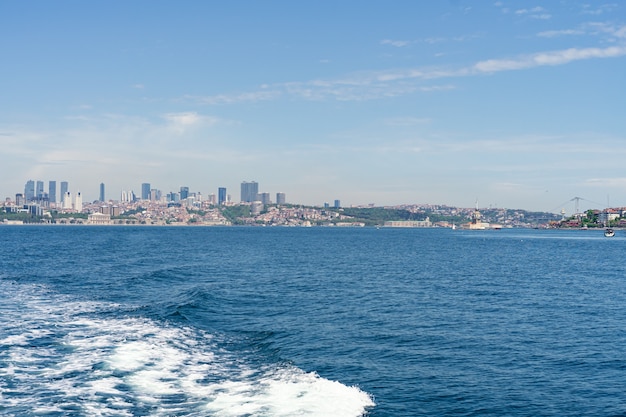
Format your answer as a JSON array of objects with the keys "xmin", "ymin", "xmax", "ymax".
[{"xmin": 1, "ymin": 1, "xmax": 625, "ymax": 213}]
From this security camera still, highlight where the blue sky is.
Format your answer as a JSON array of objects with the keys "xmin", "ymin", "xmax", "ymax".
[{"xmin": 1, "ymin": 1, "xmax": 625, "ymax": 213}]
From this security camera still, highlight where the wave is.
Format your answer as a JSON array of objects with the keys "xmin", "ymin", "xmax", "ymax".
[{"xmin": 0, "ymin": 280, "xmax": 374, "ymax": 416}]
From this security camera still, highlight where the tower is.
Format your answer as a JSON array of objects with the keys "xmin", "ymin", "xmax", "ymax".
[
  {"xmin": 74, "ymin": 191, "xmax": 83, "ymax": 212},
  {"xmin": 180, "ymin": 186, "xmax": 189, "ymax": 200},
  {"xmin": 49, "ymin": 181, "xmax": 57, "ymax": 203},
  {"xmin": 276, "ymin": 192, "xmax": 286, "ymax": 205},
  {"xmin": 63, "ymin": 191, "xmax": 72, "ymax": 209},
  {"xmin": 24, "ymin": 180, "xmax": 35, "ymax": 201},
  {"xmin": 36, "ymin": 181, "xmax": 44, "ymax": 200},
  {"xmin": 218, "ymin": 187, "xmax": 227, "ymax": 205},
  {"xmin": 141, "ymin": 183, "xmax": 151, "ymax": 200},
  {"xmin": 240, "ymin": 181, "xmax": 258, "ymax": 203},
  {"xmin": 60, "ymin": 181, "xmax": 68, "ymax": 204},
  {"xmin": 99, "ymin": 183, "xmax": 105, "ymax": 202}
]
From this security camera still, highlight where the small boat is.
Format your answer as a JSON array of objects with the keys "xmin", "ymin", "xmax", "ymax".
[{"xmin": 604, "ymin": 228, "xmax": 615, "ymax": 238}]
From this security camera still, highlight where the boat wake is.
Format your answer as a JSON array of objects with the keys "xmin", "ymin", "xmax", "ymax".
[{"xmin": 0, "ymin": 281, "xmax": 374, "ymax": 416}]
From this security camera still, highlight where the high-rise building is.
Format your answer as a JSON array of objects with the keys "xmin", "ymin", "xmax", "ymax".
[
  {"xmin": 218, "ymin": 187, "xmax": 227, "ymax": 205},
  {"xmin": 36, "ymin": 181, "xmax": 44, "ymax": 200},
  {"xmin": 180, "ymin": 186, "xmax": 189, "ymax": 200},
  {"xmin": 150, "ymin": 189, "xmax": 161, "ymax": 201},
  {"xmin": 74, "ymin": 191, "xmax": 83, "ymax": 212},
  {"xmin": 24, "ymin": 180, "xmax": 35, "ymax": 201},
  {"xmin": 60, "ymin": 181, "xmax": 68, "ymax": 204},
  {"xmin": 276, "ymin": 192, "xmax": 286, "ymax": 205},
  {"xmin": 99, "ymin": 183, "xmax": 105, "ymax": 202},
  {"xmin": 334, "ymin": 199, "xmax": 341, "ymax": 208},
  {"xmin": 141, "ymin": 183, "xmax": 151, "ymax": 200},
  {"xmin": 63, "ymin": 191, "xmax": 72, "ymax": 209},
  {"xmin": 258, "ymin": 192, "xmax": 271, "ymax": 205},
  {"xmin": 240, "ymin": 181, "xmax": 259, "ymax": 203},
  {"xmin": 49, "ymin": 181, "xmax": 57, "ymax": 203}
]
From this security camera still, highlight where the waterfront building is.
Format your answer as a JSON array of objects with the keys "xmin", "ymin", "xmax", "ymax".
[
  {"xmin": 87, "ymin": 212, "xmax": 112, "ymax": 225},
  {"xmin": 141, "ymin": 183, "xmax": 151, "ymax": 200},
  {"xmin": 384, "ymin": 218, "xmax": 432, "ymax": 228},
  {"xmin": 49, "ymin": 181, "xmax": 57, "ymax": 204},
  {"xmin": 218, "ymin": 187, "xmax": 227, "ymax": 205},
  {"xmin": 60, "ymin": 181, "xmax": 68, "ymax": 204},
  {"xmin": 24, "ymin": 180, "xmax": 35, "ymax": 201},
  {"xmin": 240, "ymin": 181, "xmax": 258, "ymax": 203},
  {"xmin": 99, "ymin": 183, "xmax": 105, "ymax": 202},
  {"xmin": 276, "ymin": 192, "xmax": 286, "ymax": 205}
]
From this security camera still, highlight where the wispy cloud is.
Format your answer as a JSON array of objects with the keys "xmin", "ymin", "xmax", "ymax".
[
  {"xmin": 183, "ymin": 41, "xmax": 625, "ymax": 103},
  {"xmin": 380, "ymin": 39, "xmax": 411, "ymax": 48},
  {"xmin": 537, "ymin": 29, "xmax": 584, "ymax": 38},
  {"xmin": 186, "ymin": 90, "xmax": 281, "ymax": 105},
  {"xmin": 515, "ymin": 6, "xmax": 551, "ymax": 20},
  {"xmin": 473, "ymin": 45, "xmax": 626, "ymax": 72},
  {"xmin": 581, "ymin": 3, "xmax": 619, "ymax": 15}
]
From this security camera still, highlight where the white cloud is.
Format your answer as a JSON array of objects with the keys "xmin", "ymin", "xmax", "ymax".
[
  {"xmin": 380, "ymin": 39, "xmax": 410, "ymax": 47},
  {"xmin": 162, "ymin": 112, "xmax": 219, "ymax": 134},
  {"xmin": 537, "ymin": 29, "xmax": 584, "ymax": 38},
  {"xmin": 473, "ymin": 45, "xmax": 626, "ymax": 73},
  {"xmin": 515, "ymin": 6, "xmax": 551, "ymax": 19}
]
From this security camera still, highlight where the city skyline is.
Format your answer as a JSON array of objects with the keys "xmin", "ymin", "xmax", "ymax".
[{"xmin": 1, "ymin": 2, "xmax": 625, "ymax": 212}]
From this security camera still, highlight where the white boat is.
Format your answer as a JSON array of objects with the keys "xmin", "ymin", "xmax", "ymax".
[{"xmin": 604, "ymin": 228, "xmax": 615, "ymax": 237}]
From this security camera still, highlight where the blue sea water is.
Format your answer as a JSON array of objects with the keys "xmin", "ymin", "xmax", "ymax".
[{"xmin": 1, "ymin": 226, "xmax": 626, "ymax": 416}]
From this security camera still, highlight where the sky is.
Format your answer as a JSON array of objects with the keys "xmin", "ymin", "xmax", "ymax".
[{"xmin": 1, "ymin": 1, "xmax": 625, "ymax": 213}]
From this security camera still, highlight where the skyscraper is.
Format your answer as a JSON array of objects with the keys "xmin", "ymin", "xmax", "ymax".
[
  {"xmin": 74, "ymin": 191, "xmax": 83, "ymax": 212},
  {"xmin": 240, "ymin": 181, "xmax": 258, "ymax": 203},
  {"xmin": 99, "ymin": 183, "xmax": 105, "ymax": 202},
  {"xmin": 36, "ymin": 181, "xmax": 44, "ymax": 200},
  {"xmin": 180, "ymin": 186, "xmax": 189, "ymax": 200},
  {"xmin": 63, "ymin": 191, "xmax": 72, "ymax": 209},
  {"xmin": 218, "ymin": 187, "xmax": 227, "ymax": 205},
  {"xmin": 24, "ymin": 180, "xmax": 35, "ymax": 201},
  {"xmin": 258, "ymin": 192, "xmax": 271, "ymax": 205},
  {"xmin": 60, "ymin": 181, "xmax": 68, "ymax": 204},
  {"xmin": 49, "ymin": 181, "xmax": 57, "ymax": 203},
  {"xmin": 276, "ymin": 192, "xmax": 286, "ymax": 205},
  {"xmin": 141, "ymin": 183, "xmax": 151, "ymax": 200}
]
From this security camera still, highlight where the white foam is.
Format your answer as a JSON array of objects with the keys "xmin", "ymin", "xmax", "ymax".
[{"xmin": 0, "ymin": 281, "xmax": 375, "ymax": 416}]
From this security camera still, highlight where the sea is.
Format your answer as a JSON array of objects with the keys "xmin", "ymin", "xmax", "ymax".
[{"xmin": 1, "ymin": 225, "xmax": 626, "ymax": 417}]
